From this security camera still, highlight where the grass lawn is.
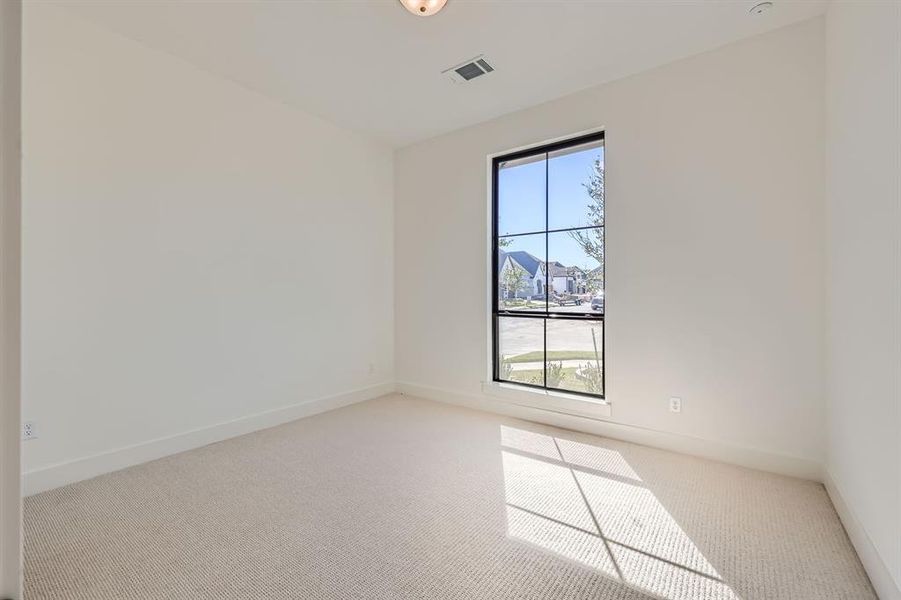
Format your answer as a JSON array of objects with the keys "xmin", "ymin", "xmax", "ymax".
[
  {"xmin": 506, "ymin": 350, "xmax": 600, "ymax": 363},
  {"xmin": 502, "ymin": 366, "xmax": 602, "ymax": 394}
]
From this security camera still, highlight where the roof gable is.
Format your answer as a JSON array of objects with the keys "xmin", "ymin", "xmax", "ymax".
[{"xmin": 505, "ymin": 251, "xmax": 543, "ymax": 277}]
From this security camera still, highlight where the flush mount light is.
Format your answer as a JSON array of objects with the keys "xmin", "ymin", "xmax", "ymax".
[
  {"xmin": 399, "ymin": 0, "xmax": 448, "ymax": 17},
  {"xmin": 749, "ymin": 1, "xmax": 773, "ymax": 15}
]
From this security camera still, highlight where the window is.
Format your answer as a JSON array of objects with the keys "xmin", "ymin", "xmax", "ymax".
[{"xmin": 492, "ymin": 131, "xmax": 604, "ymax": 399}]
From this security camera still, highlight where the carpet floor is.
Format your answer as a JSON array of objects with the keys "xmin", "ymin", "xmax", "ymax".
[{"xmin": 24, "ymin": 394, "xmax": 875, "ymax": 599}]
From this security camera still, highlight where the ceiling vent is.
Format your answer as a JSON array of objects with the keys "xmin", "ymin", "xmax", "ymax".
[{"xmin": 443, "ymin": 55, "xmax": 495, "ymax": 84}]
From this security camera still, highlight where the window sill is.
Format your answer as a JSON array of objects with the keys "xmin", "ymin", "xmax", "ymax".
[{"xmin": 481, "ymin": 381, "xmax": 612, "ymax": 420}]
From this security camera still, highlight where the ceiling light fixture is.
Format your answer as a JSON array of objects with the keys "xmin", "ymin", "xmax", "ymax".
[
  {"xmin": 749, "ymin": 2, "xmax": 773, "ymax": 15},
  {"xmin": 399, "ymin": 0, "xmax": 448, "ymax": 17}
]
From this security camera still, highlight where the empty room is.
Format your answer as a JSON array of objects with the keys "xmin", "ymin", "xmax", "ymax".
[{"xmin": 0, "ymin": 0, "xmax": 899, "ymax": 598}]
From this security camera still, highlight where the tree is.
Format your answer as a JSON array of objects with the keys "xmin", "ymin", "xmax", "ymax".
[
  {"xmin": 498, "ymin": 237, "xmax": 513, "ymax": 249},
  {"xmin": 582, "ymin": 265, "xmax": 603, "ymax": 296},
  {"xmin": 500, "ymin": 260, "xmax": 529, "ymax": 302},
  {"xmin": 568, "ymin": 158, "xmax": 604, "ymax": 284}
]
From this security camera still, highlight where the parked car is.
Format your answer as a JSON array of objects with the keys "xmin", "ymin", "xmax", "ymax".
[
  {"xmin": 552, "ymin": 292, "xmax": 582, "ymax": 306},
  {"xmin": 591, "ymin": 292, "xmax": 604, "ymax": 311}
]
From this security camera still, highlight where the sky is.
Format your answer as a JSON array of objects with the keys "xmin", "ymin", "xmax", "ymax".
[{"xmin": 498, "ymin": 142, "xmax": 603, "ymax": 270}]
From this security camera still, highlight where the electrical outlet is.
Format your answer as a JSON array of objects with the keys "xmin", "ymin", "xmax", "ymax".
[
  {"xmin": 669, "ymin": 397, "xmax": 682, "ymax": 413},
  {"xmin": 22, "ymin": 420, "xmax": 38, "ymax": 441}
]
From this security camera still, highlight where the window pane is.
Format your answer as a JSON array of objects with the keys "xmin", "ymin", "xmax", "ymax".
[
  {"xmin": 548, "ymin": 140, "xmax": 603, "ymax": 231},
  {"xmin": 497, "ymin": 317, "xmax": 544, "ymax": 387},
  {"xmin": 497, "ymin": 233, "xmax": 547, "ymax": 313},
  {"xmin": 547, "ymin": 229, "xmax": 603, "ymax": 314},
  {"xmin": 498, "ymin": 153, "xmax": 546, "ymax": 236},
  {"xmin": 545, "ymin": 319, "xmax": 604, "ymax": 395},
  {"xmin": 493, "ymin": 134, "xmax": 605, "ymax": 400}
]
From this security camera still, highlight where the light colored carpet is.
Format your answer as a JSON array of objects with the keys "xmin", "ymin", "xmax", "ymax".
[{"xmin": 25, "ymin": 394, "xmax": 874, "ymax": 600}]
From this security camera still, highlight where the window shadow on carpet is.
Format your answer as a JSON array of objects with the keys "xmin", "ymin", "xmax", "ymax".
[{"xmin": 500, "ymin": 425, "xmax": 741, "ymax": 600}]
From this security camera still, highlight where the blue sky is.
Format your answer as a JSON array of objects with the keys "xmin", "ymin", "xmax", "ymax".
[{"xmin": 498, "ymin": 142, "xmax": 603, "ymax": 269}]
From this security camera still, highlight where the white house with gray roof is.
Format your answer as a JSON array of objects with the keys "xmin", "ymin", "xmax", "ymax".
[
  {"xmin": 498, "ymin": 250, "xmax": 546, "ymax": 299},
  {"xmin": 498, "ymin": 250, "xmax": 591, "ymax": 299}
]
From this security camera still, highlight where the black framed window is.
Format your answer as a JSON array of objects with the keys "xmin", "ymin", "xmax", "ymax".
[{"xmin": 492, "ymin": 131, "xmax": 605, "ymax": 399}]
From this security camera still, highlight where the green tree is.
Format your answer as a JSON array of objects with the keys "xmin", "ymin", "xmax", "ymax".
[
  {"xmin": 500, "ymin": 261, "xmax": 529, "ymax": 304},
  {"xmin": 569, "ymin": 159, "xmax": 604, "ymax": 284},
  {"xmin": 582, "ymin": 266, "xmax": 602, "ymax": 295}
]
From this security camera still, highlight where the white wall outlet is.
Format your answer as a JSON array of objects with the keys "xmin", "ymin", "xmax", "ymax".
[
  {"xmin": 22, "ymin": 420, "xmax": 38, "ymax": 440},
  {"xmin": 669, "ymin": 397, "xmax": 682, "ymax": 413}
]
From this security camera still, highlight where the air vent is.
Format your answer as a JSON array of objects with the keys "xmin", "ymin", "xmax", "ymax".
[{"xmin": 443, "ymin": 55, "xmax": 495, "ymax": 84}]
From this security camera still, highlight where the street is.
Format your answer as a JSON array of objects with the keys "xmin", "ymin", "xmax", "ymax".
[{"xmin": 498, "ymin": 317, "xmax": 604, "ymax": 359}]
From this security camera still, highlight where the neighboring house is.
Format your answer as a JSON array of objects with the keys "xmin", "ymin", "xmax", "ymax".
[
  {"xmin": 498, "ymin": 250, "xmax": 546, "ymax": 298},
  {"xmin": 498, "ymin": 251, "xmax": 594, "ymax": 298},
  {"xmin": 547, "ymin": 262, "xmax": 590, "ymax": 295}
]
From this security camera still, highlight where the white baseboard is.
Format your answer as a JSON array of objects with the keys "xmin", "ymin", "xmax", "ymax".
[
  {"xmin": 825, "ymin": 472, "xmax": 901, "ymax": 600},
  {"xmin": 396, "ymin": 380, "xmax": 823, "ymax": 481},
  {"xmin": 23, "ymin": 382, "xmax": 395, "ymax": 496}
]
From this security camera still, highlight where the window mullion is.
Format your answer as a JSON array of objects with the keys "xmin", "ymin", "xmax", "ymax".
[{"xmin": 543, "ymin": 151, "xmax": 549, "ymax": 390}]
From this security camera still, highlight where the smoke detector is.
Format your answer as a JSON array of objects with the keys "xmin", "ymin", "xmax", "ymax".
[
  {"xmin": 749, "ymin": 2, "xmax": 773, "ymax": 15},
  {"xmin": 443, "ymin": 55, "xmax": 495, "ymax": 84}
]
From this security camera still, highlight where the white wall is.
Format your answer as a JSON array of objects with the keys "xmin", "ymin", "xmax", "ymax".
[
  {"xmin": 825, "ymin": 2, "xmax": 901, "ymax": 598},
  {"xmin": 395, "ymin": 19, "xmax": 826, "ymax": 475},
  {"xmin": 0, "ymin": 1, "xmax": 22, "ymax": 596},
  {"xmin": 21, "ymin": 5, "xmax": 394, "ymax": 488}
]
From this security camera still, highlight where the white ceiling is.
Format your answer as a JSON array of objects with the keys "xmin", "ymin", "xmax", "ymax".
[{"xmin": 55, "ymin": 0, "xmax": 827, "ymax": 147}]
